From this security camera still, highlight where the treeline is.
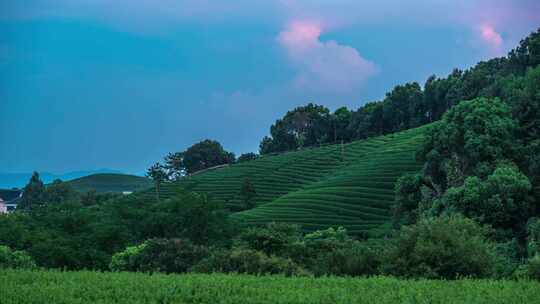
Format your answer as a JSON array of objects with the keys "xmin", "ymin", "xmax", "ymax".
[{"xmin": 259, "ymin": 29, "xmax": 540, "ymax": 154}]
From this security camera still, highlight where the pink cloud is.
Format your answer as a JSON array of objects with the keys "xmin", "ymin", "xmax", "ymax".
[
  {"xmin": 277, "ymin": 20, "xmax": 322, "ymax": 55},
  {"xmin": 277, "ymin": 20, "xmax": 377, "ymax": 93},
  {"xmin": 479, "ymin": 24, "xmax": 503, "ymax": 48}
]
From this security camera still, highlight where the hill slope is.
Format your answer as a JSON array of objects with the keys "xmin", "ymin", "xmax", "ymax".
[
  {"xmin": 140, "ymin": 126, "xmax": 427, "ymax": 235},
  {"xmin": 67, "ymin": 173, "xmax": 152, "ymax": 193}
]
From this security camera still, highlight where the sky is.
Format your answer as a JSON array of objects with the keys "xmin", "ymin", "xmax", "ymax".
[{"xmin": 1, "ymin": 1, "xmax": 539, "ymax": 175}]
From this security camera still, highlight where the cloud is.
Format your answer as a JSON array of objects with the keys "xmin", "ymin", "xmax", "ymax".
[
  {"xmin": 277, "ymin": 20, "xmax": 377, "ymax": 93},
  {"xmin": 478, "ymin": 24, "xmax": 503, "ymax": 48}
]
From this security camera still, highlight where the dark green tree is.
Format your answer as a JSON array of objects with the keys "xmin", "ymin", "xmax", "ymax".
[
  {"xmin": 438, "ymin": 165, "xmax": 533, "ymax": 236},
  {"xmin": 260, "ymin": 103, "xmax": 331, "ymax": 154},
  {"xmin": 330, "ymin": 107, "xmax": 353, "ymax": 142},
  {"xmin": 237, "ymin": 153, "xmax": 259, "ymax": 163},
  {"xmin": 19, "ymin": 172, "xmax": 45, "ymax": 210},
  {"xmin": 182, "ymin": 139, "xmax": 235, "ymax": 174},
  {"xmin": 163, "ymin": 152, "xmax": 184, "ymax": 181},
  {"xmin": 44, "ymin": 179, "xmax": 76, "ymax": 204},
  {"xmin": 239, "ymin": 178, "xmax": 257, "ymax": 210},
  {"xmin": 383, "ymin": 215, "xmax": 499, "ymax": 279},
  {"xmin": 146, "ymin": 162, "xmax": 167, "ymax": 201},
  {"xmin": 418, "ymin": 97, "xmax": 518, "ymax": 193}
]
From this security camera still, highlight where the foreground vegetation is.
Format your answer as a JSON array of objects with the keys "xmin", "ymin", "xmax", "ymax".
[{"xmin": 1, "ymin": 269, "xmax": 539, "ymax": 304}]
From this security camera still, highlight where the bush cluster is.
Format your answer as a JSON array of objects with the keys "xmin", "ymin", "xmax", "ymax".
[{"xmin": 0, "ymin": 245, "xmax": 36, "ymax": 269}]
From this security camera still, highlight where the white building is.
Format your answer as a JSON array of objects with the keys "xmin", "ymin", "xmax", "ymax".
[{"xmin": 0, "ymin": 198, "xmax": 7, "ymax": 214}]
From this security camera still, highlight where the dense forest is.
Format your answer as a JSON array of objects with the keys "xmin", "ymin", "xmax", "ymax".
[{"xmin": 1, "ymin": 28, "xmax": 540, "ymax": 280}]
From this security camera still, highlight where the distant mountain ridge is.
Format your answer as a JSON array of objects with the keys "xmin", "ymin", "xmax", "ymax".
[
  {"xmin": 67, "ymin": 173, "xmax": 152, "ymax": 193},
  {"xmin": 0, "ymin": 169, "xmax": 124, "ymax": 189}
]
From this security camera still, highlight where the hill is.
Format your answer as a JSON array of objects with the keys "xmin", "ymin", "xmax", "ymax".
[
  {"xmin": 67, "ymin": 173, "xmax": 152, "ymax": 193},
  {"xmin": 140, "ymin": 125, "xmax": 427, "ymax": 235},
  {"xmin": 0, "ymin": 169, "xmax": 122, "ymax": 189}
]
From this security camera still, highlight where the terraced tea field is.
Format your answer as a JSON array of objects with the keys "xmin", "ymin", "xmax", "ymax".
[{"xmin": 138, "ymin": 126, "xmax": 428, "ymax": 235}]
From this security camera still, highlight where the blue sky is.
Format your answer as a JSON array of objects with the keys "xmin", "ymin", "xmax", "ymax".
[{"xmin": 1, "ymin": 1, "xmax": 539, "ymax": 174}]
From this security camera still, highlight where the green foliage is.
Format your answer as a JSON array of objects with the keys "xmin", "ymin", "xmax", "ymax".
[
  {"xmin": 419, "ymin": 97, "xmax": 518, "ymax": 191},
  {"xmin": 311, "ymin": 242, "xmax": 382, "ymax": 277},
  {"xmin": 383, "ymin": 215, "xmax": 499, "ymax": 279},
  {"xmin": 0, "ymin": 245, "xmax": 36, "ymax": 269},
  {"xmin": 0, "ymin": 190, "xmax": 236, "ymax": 270},
  {"xmin": 237, "ymin": 152, "xmax": 259, "ymax": 163},
  {"xmin": 19, "ymin": 172, "xmax": 45, "ymax": 210},
  {"xmin": 239, "ymin": 178, "xmax": 256, "ymax": 210},
  {"xmin": 394, "ymin": 173, "xmax": 425, "ymax": 225},
  {"xmin": 110, "ymin": 238, "xmax": 208, "ymax": 274},
  {"xmin": 236, "ymin": 223, "xmax": 302, "ymax": 256},
  {"xmin": 192, "ymin": 248, "xmax": 307, "ymax": 276},
  {"xmin": 437, "ymin": 166, "xmax": 532, "ymax": 234},
  {"xmin": 146, "ymin": 162, "xmax": 167, "ymax": 201},
  {"xmin": 527, "ymin": 218, "xmax": 540, "ymax": 257},
  {"xmin": 183, "ymin": 139, "xmax": 235, "ymax": 174},
  {"xmin": 109, "ymin": 242, "xmax": 147, "ymax": 272},
  {"xmin": 508, "ymin": 28, "xmax": 540, "ymax": 73},
  {"xmin": 163, "ymin": 152, "xmax": 185, "ymax": 181},
  {"xmin": 303, "ymin": 226, "xmax": 351, "ymax": 253},
  {"xmin": 526, "ymin": 254, "xmax": 540, "ymax": 280},
  {"xmin": 260, "ymin": 103, "xmax": 331, "ymax": 154},
  {"xmin": 3, "ymin": 270, "xmax": 540, "ymax": 304}
]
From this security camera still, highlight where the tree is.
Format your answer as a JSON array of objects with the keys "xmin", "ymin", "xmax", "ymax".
[
  {"xmin": 418, "ymin": 97, "xmax": 518, "ymax": 193},
  {"xmin": 163, "ymin": 152, "xmax": 184, "ymax": 181},
  {"xmin": 383, "ymin": 215, "xmax": 499, "ymax": 279},
  {"xmin": 236, "ymin": 223, "xmax": 302, "ymax": 256},
  {"xmin": 19, "ymin": 172, "xmax": 45, "ymax": 210},
  {"xmin": 330, "ymin": 107, "xmax": 353, "ymax": 142},
  {"xmin": 508, "ymin": 28, "xmax": 540, "ymax": 74},
  {"xmin": 259, "ymin": 103, "xmax": 331, "ymax": 154},
  {"xmin": 502, "ymin": 65, "xmax": 540, "ymax": 187},
  {"xmin": 439, "ymin": 166, "xmax": 533, "ymax": 236},
  {"xmin": 239, "ymin": 178, "xmax": 256, "ymax": 210},
  {"xmin": 44, "ymin": 179, "xmax": 76, "ymax": 204},
  {"xmin": 0, "ymin": 245, "xmax": 36, "ymax": 269},
  {"xmin": 382, "ymin": 82, "xmax": 424, "ymax": 132},
  {"xmin": 393, "ymin": 174, "xmax": 425, "ymax": 226},
  {"xmin": 146, "ymin": 162, "xmax": 167, "ymax": 201},
  {"xmin": 109, "ymin": 238, "xmax": 208, "ymax": 274},
  {"xmin": 237, "ymin": 153, "xmax": 259, "ymax": 163},
  {"xmin": 182, "ymin": 140, "xmax": 235, "ymax": 174}
]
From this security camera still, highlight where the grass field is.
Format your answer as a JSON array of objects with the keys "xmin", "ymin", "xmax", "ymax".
[
  {"xmin": 67, "ymin": 173, "xmax": 152, "ymax": 193},
  {"xmin": 138, "ymin": 126, "xmax": 427, "ymax": 235},
  {"xmin": 1, "ymin": 269, "xmax": 539, "ymax": 304}
]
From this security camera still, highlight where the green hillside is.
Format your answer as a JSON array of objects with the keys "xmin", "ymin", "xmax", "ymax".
[
  {"xmin": 141, "ymin": 125, "xmax": 427, "ymax": 235},
  {"xmin": 67, "ymin": 173, "xmax": 152, "ymax": 193}
]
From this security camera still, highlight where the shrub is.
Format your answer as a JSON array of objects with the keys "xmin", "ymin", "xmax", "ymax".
[
  {"xmin": 110, "ymin": 238, "xmax": 208, "ymax": 273},
  {"xmin": 0, "ymin": 245, "xmax": 36, "ymax": 269},
  {"xmin": 382, "ymin": 215, "xmax": 499, "ymax": 279},
  {"xmin": 191, "ymin": 248, "xmax": 308, "ymax": 276},
  {"xmin": 310, "ymin": 241, "xmax": 382, "ymax": 277},
  {"xmin": 527, "ymin": 255, "xmax": 540, "ymax": 280},
  {"xmin": 109, "ymin": 243, "xmax": 147, "ymax": 272},
  {"xmin": 236, "ymin": 223, "xmax": 302, "ymax": 256},
  {"xmin": 527, "ymin": 218, "xmax": 540, "ymax": 257}
]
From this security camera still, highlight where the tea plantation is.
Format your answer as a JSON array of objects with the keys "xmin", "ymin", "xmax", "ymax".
[
  {"xmin": 138, "ymin": 125, "xmax": 427, "ymax": 235},
  {"xmin": 1, "ymin": 269, "xmax": 539, "ymax": 304}
]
